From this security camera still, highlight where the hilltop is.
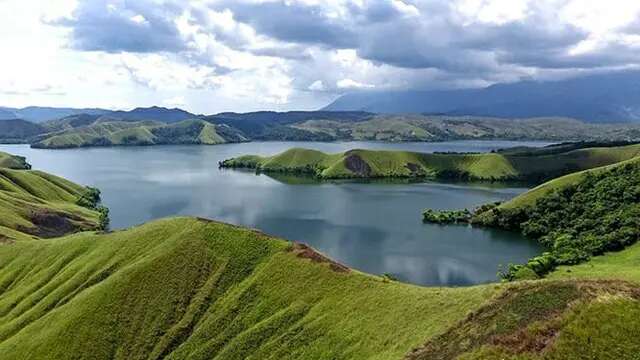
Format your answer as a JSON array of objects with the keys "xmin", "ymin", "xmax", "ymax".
[
  {"xmin": 0, "ymin": 151, "xmax": 639, "ymax": 358},
  {"xmin": 6, "ymin": 109, "xmax": 640, "ymax": 148},
  {"xmin": 220, "ymin": 142, "xmax": 640, "ymax": 182},
  {"xmin": 31, "ymin": 119, "xmax": 248, "ymax": 149}
]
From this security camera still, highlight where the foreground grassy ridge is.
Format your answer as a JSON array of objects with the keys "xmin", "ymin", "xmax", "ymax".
[
  {"xmin": 32, "ymin": 119, "xmax": 247, "ymax": 149},
  {"xmin": 221, "ymin": 143, "xmax": 640, "ymax": 181},
  {"xmin": 0, "ymin": 168, "xmax": 101, "ymax": 239},
  {"xmin": 0, "ymin": 217, "xmax": 498, "ymax": 359},
  {"xmin": 407, "ymin": 280, "xmax": 640, "ymax": 360},
  {"xmin": 0, "ymin": 152, "xmax": 30, "ymax": 170},
  {"xmin": 1, "ymin": 217, "xmax": 639, "ymax": 359}
]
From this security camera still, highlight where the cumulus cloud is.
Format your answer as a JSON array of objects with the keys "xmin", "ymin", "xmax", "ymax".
[
  {"xmin": 52, "ymin": 0, "xmax": 186, "ymax": 53},
  {"xmin": 36, "ymin": 0, "xmax": 640, "ymax": 111}
]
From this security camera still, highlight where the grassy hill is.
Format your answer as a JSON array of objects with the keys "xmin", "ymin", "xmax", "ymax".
[
  {"xmin": 1, "ymin": 151, "xmax": 640, "ymax": 359},
  {"xmin": 0, "ymin": 152, "xmax": 31, "ymax": 170},
  {"xmin": 32, "ymin": 119, "xmax": 248, "ymax": 149},
  {"xmin": 0, "ymin": 156, "xmax": 104, "ymax": 242},
  {"xmin": 221, "ymin": 143, "xmax": 640, "ymax": 181},
  {"xmin": 469, "ymin": 156, "xmax": 640, "ymax": 281}
]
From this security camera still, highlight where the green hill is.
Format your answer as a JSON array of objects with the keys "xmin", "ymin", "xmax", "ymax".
[
  {"xmin": 221, "ymin": 143, "xmax": 640, "ymax": 181},
  {"xmin": 1, "ymin": 152, "xmax": 640, "ymax": 359},
  {"xmin": 0, "ymin": 152, "xmax": 31, "ymax": 170},
  {"xmin": 0, "ymin": 156, "xmax": 104, "ymax": 242},
  {"xmin": 471, "ymin": 156, "xmax": 640, "ymax": 280},
  {"xmin": 32, "ymin": 119, "xmax": 248, "ymax": 149}
]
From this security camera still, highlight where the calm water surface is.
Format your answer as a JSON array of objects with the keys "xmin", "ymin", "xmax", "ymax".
[{"xmin": 1, "ymin": 140, "xmax": 548, "ymax": 286}]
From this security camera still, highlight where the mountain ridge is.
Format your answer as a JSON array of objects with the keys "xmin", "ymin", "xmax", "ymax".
[{"xmin": 323, "ymin": 71, "xmax": 640, "ymax": 122}]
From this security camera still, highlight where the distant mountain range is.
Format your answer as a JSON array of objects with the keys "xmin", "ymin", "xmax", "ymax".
[
  {"xmin": 0, "ymin": 106, "xmax": 197, "ymax": 123},
  {"xmin": 323, "ymin": 71, "xmax": 640, "ymax": 123}
]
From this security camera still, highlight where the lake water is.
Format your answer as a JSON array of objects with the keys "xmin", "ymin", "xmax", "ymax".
[{"xmin": 1, "ymin": 140, "xmax": 548, "ymax": 286}]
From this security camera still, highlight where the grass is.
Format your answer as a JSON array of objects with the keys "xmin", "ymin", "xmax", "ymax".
[
  {"xmin": 0, "ymin": 152, "xmax": 30, "ymax": 170},
  {"xmin": 0, "ymin": 167, "xmax": 101, "ymax": 240},
  {"xmin": 32, "ymin": 119, "xmax": 244, "ymax": 149},
  {"xmin": 2, "ymin": 150, "xmax": 640, "ymax": 359},
  {"xmin": 221, "ymin": 143, "xmax": 640, "ymax": 181},
  {"xmin": 0, "ymin": 217, "xmax": 498, "ymax": 360},
  {"xmin": 548, "ymin": 242, "xmax": 640, "ymax": 283}
]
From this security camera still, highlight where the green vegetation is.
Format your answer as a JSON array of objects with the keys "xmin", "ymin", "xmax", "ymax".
[
  {"xmin": 473, "ymin": 157, "xmax": 640, "ymax": 280},
  {"xmin": 422, "ymin": 209, "xmax": 472, "ymax": 224},
  {"xmin": 221, "ymin": 143, "xmax": 640, "ymax": 181},
  {"xmin": 0, "ymin": 217, "xmax": 499, "ymax": 359},
  {"xmin": 407, "ymin": 280, "xmax": 640, "ymax": 360},
  {"xmin": 0, "ymin": 156, "xmax": 104, "ymax": 240},
  {"xmin": 0, "ymin": 151, "xmax": 30, "ymax": 169},
  {"xmin": 292, "ymin": 115, "xmax": 640, "ymax": 142},
  {"xmin": 1, "ymin": 151, "xmax": 640, "ymax": 359},
  {"xmin": 31, "ymin": 119, "xmax": 247, "ymax": 149},
  {"xmin": 8, "ymin": 111, "xmax": 640, "ymax": 147}
]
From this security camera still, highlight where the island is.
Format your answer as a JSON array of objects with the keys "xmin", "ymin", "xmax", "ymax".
[{"xmin": 220, "ymin": 142, "xmax": 640, "ymax": 182}]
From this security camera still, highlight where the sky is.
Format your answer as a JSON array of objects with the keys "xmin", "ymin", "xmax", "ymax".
[{"xmin": 0, "ymin": 0, "xmax": 639, "ymax": 114}]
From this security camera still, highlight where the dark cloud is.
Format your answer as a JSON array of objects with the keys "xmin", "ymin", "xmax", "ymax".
[
  {"xmin": 49, "ymin": 0, "xmax": 640, "ymax": 93},
  {"xmin": 52, "ymin": 0, "xmax": 185, "ymax": 53},
  {"xmin": 213, "ymin": 1, "xmax": 358, "ymax": 48}
]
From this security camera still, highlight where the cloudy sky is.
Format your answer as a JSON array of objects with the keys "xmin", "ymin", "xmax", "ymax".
[{"xmin": 1, "ymin": 0, "xmax": 639, "ymax": 114}]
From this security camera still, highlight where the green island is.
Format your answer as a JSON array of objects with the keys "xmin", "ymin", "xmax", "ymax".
[
  {"xmin": 220, "ymin": 142, "xmax": 640, "ymax": 182},
  {"xmin": 1, "ymin": 150, "xmax": 640, "ymax": 359}
]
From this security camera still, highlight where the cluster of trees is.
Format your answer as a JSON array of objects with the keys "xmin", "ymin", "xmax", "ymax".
[
  {"xmin": 422, "ymin": 209, "xmax": 472, "ymax": 224},
  {"xmin": 76, "ymin": 187, "xmax": 110, "ymax": 231},
  {"xmin": 476, "ymin": 162, "xmax": 640, "ymax": 280}
]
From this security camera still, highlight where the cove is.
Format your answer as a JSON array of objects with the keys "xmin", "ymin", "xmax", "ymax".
[{"xmin": 0, "ymin": 140, "xmax": 547, "ymax": 286}]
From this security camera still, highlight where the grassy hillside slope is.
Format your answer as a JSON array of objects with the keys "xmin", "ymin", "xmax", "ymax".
[
  {"xmin": 32, "ymin": 120, "xmax": 247, "ymax": 149},
  {"xmin": 0, "ymin": 156, "xmax": 104, "ymax": 241},
  {"xmin": 0, "ymin": 217, "xmax": 498, "ymax": 360},
  {"xmin": 221, "ymin": 143, "xmax": 640, "ymax": 181},
  {"xmin": 0, "ymin": 152, "xmax": 30, "ymax": 170},
  {"xmin": 293, "ymin": 115, "xmax": 640, "ymax": 142},
  {"xmin": 2, "ymin": 151, "xmax": 640, "ymax": 359},
  {"xmin": 471, "ymin": 156, "xmax": 640, "ymax": 280},
  {"xmin": 2, "ymin": 217, "xmax": 639, "ymax": 360}
]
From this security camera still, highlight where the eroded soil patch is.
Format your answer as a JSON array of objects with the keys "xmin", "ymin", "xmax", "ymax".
[{"xmin": 289, "ymin": 243, "xmax": 349, "ymax": 273}]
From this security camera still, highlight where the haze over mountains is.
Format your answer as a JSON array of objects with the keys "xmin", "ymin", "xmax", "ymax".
[
  {"xmin": 324, "ymin": 71, "xmax": 640, "ymax": 123},
  {"xmin": 2, "ymin": 71, "xmax": 640, "ymax": 124}
]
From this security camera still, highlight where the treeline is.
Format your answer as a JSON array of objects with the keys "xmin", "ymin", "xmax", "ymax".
[{"xmin": 474, "ymin": 161, "xmax": 640, "ymax": 280}]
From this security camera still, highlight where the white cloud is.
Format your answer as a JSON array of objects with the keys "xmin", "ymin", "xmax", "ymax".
[
  {"xmin": 1, "ymin": 0, "xmax": 639, "ymax": 113},
  {"xmin": 130, "ymin": 14, "xmax": 148, "ymax": 25},
  {"xmin": 308, "ymin": 80, "xmax": 325, "ymax": 91},
  {"xmin": 336, "ymin": 78, "xmax": 375, "ymax": 89}
]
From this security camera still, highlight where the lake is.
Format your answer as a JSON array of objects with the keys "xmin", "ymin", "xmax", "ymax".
[{"xmin": 1, "ymin": 140, "xmax": 549, "ymax": 286}]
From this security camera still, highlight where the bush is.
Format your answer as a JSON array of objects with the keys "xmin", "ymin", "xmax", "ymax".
[{"xmin": 481, "ymin": 161, "xmax": 640, "ymax": 280}]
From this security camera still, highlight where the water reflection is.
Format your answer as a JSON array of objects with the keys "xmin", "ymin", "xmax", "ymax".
[{"xmin": 0, "ymin": 141, "xmax": 546, "ymax": 286}]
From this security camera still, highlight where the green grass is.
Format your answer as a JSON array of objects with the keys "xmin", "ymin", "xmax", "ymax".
[
  {"xmin": 549, "ymin": 242, "xmax": 640, "ymax": 283},
  {"xmin": 2, "ymin": 150, "xmax": 640, "ymax": 359},
  {"xmin": 0, "ymin": 168, "xmax": 101, "ymax": 240},
  {"xmin": 222, "ymin": 144, "xmax": 640, "ymax": 181},
  {"xmin": 0, "ymin": 152, "xmax": 30, "ymax": 170},
  {"xmin": 32, "ymin": 120, "xmax": 244, "ymax": 149},
  {"xmin": 0, "ymin": 217, "xmax": 498, "ymax": 359}
]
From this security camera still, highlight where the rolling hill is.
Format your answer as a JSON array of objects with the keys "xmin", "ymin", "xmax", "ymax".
[
  {"xmin": 31, "ymin": 119, "xmax": 248, "ymax": 149},
  {"xmin": 0, "ymin": 119, "xmax": 47, "ymax": 143},
  {"xmin": 324, "ymin": 71, "xmax": 640, "ymax": 123},
  {"xmin": 220, "ymin": 143, "xmax": 640, "ymax": 182},
  {"xmin": 0, "ymin": 152, "xmax": 639, "ymax": 359}
]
